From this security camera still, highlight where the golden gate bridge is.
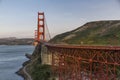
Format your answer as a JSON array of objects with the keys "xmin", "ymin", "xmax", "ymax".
[{"xmin": 34, "ymin": 12, "xmax": 120, "ymax": 80}]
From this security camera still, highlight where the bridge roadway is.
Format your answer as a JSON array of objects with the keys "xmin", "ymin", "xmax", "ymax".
[
  {"xmin": 45, "ymin": 43, "xmax": 120, "ymax": 50},
  {"xmin": 42, "ymin": 41, "xmax": 120, "ymax": 80}
]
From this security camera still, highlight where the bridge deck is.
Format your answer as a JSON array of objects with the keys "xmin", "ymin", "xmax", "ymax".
[{"xmin": 45, "ymin": 43, "xmax": 120, "ymax": 50}]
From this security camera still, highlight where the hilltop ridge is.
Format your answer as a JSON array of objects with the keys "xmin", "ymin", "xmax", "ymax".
[{"xmin": 50, "ymin": 20, "xmax": 120, "ymax": 45}]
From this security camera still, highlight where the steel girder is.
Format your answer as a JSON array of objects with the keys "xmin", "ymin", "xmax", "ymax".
[{"xmin": 46, "ymin": 45, "xmax": 120, "ymax": 80}]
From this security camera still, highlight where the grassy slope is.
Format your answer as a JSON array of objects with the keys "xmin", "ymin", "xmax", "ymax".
[{"xmin": 50, "ymin": 20, "xmax": 120, "ymax": 45}]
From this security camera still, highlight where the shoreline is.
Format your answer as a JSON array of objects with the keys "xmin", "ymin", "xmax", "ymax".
[
  {"xmin": 16, "ymin": 43, "xmax": 52, "ymax": 80},
  {"xmin": 16, "ymin": 54, "xmax": 32, "ymax": 80},
  {"xmin": 16, "ymin": 43, "xmax": 41, "ymax": 80}
]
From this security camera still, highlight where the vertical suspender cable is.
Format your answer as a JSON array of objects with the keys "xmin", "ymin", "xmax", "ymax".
[{"xmin": 44, "ymin": 16, "xmax": 51, "ymax": 41}]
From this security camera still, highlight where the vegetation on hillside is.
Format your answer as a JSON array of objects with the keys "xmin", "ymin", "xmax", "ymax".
[
  {"xmin": 31, "ymin": 64, "xmax": 52, "ymax": 80},
  {"xmin": 50, "ymin": 20, "xmax": 120, "ymax": 46}
]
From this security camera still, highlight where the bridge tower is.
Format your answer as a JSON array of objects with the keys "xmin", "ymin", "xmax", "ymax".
[
  {"xmin": 37, "ymin": 12, "xmax": 45, "ymax": 41},
  {"xmin": 34, "ymin": 12, "xmax": 45, "ymax": 45}
]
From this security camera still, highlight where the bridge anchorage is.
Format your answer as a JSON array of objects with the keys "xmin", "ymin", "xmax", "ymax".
[{"xmin": 34, "ymin": 12, "xmax": 120, "ymax": 80}]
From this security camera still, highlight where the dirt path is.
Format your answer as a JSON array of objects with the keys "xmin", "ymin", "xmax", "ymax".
[{"xmin": 23, "ymin": 65, "xmax": 32, "ymax": 80}]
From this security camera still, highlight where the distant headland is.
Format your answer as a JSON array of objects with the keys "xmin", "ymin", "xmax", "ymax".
[{"xmin": 0, "ymin": 37, "xmax": 34, "ymax": 45}]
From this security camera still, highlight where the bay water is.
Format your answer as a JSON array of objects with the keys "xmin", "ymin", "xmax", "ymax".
[{"xmin": 0, "ymin": 45, "xmax": 34, "ymax": 80}]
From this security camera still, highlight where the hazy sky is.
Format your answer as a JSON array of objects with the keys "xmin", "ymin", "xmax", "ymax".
[{"xmin": 0, "ymin": 0, "xmax": 120, "ymax": 38}]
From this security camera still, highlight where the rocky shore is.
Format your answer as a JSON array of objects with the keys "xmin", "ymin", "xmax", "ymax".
[
  {"xmin": 16, "ymin": 43, "xmax": 42, "ymax": 80},
  {"xmin": 16, "ymin": 54, "xmax": 32, "ymax": 80},
  {"xmin": 16, "ymin": 42, "xmax": 53, "ymax": 80}
]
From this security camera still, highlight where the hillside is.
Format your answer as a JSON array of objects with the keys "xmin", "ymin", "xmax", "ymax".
[
  {"xmin": 0, "ymin": 37, "xmax": 34, "ymax": 45},
  {"xmin": 50, "ymin": 20, "xmax": 120, "ymax": 45},
  {"xmin": 17, "ymin": 20, "xmax": 120, "ymax": 80}
]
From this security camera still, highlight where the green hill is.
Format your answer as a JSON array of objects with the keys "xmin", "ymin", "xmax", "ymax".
[{"xmin": 50, "ymin": 20, "xmax": 120, "ymax": 45}]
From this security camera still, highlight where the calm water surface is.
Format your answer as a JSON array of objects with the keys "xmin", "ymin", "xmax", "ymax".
[{"xmin": 0, "ymin": 45, "xmax": 34, "ymax": 80}]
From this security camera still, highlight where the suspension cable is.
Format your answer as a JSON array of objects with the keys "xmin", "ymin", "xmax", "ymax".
[{"xmin": 44, "ymin": 16, "xmax": 51, "ymax": 40}]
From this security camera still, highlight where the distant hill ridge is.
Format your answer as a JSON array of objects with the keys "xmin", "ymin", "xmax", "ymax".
[
  {"xmin": 50, "ymin": 20, "xmax": 120, "ymax": 45},
  {"xmin": 0, "ymin": 37, "xmax": 34, "ymax": 45}
]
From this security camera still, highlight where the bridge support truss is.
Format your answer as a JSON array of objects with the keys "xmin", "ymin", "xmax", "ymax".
[{"xmin": 46, "ymin": 45, "xmax": 120, "ymax": 80}]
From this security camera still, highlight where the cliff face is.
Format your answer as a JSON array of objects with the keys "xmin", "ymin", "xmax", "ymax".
[
  {"xmin": 50, "ymin": 20, "xmax": 120, "ymax": 45},
  {"xmin": 23, "ymin": 43, "xmax": 52, "ymax": 80}
]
